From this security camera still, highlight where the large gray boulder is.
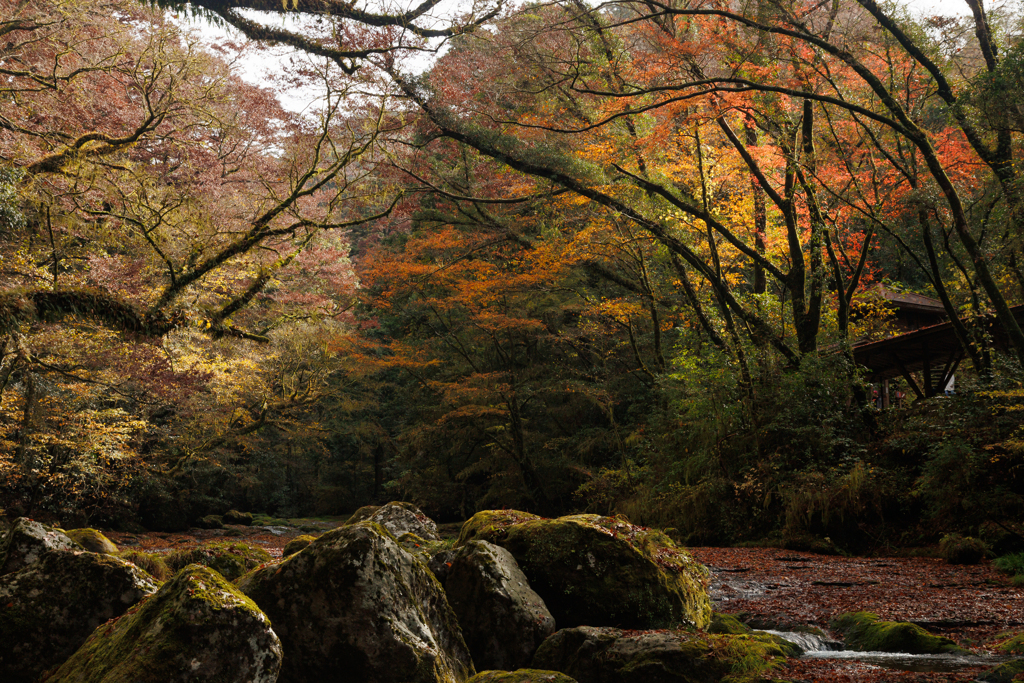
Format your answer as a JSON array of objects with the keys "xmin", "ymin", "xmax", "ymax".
[
  {"xmin": 366, "ymin": 501, "xmax": 441, "ymax": 541},
  {"xmin": 0, "ymin": 517, "xmax": 81, "ymax": 575},
  {"xmin": 0, "ymin": 550, "xmax": 159, "ymax": 683},
  {"xmin": 445, "ymin": 540, "xmax": 556, "ymax": 671},
  {"xmin": 458, "ymin": 512, "xmax": 711, "ymax": 630},
  {"xmin": 47, "ymin": 564, "xmax": 282, "ymax": 683},
  {"xmin": 237, "ymin": 521, "xmax": 474, "ymax": 683},
  {"xmin": 532, "ymin": 626, "xmax": 799, "ymax": 683}
]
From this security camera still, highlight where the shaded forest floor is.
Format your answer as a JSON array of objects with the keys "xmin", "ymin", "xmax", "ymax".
[{"xmin": 103, "ymin": 527, "xmax": 1024, "ymax": 681}]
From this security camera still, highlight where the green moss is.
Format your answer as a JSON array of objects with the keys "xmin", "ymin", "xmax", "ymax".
[
  {"xmin": 991, "ymin": 631, "xmax": 1024, "ymax": 654},
  {"xmin": 397, "ymin": 532, "xmax": 445, "ymax": 563},
  {"xmin": 223, "ymin": 510, "xmax": 254, "ymax": 526},
  {"xmin": 830, "ymin": 612, "xmax": 967, "ymax": 654},
  {"xmin": 979, "ymin": 659, "xmax": 1024, "ymax": 683},
  {"xmin": 282, "ymin": 534, "xmax": 317, "ymax": 556},
  {"xmin": 467, "ymin": 670, "xmax": 578, "ymax": 683},
  {"xmin": 709, "ymin": 613, "xmax": 751, "ymax": 635},
  {"xmin": 251, "ymin": 514, "xmax": 292, "ymax": 527},
  {"xmin": 194, "ymin": 515, "xmax": 224, "ymax": 530},
  {"xmin": 116, "ymin": 550, "xmax": 171, "ymax": 582},
  {"xmin": 65, "ymin": 528, "xmax": 118, "ymax": 555},
  {"xmin": 344, "ymin": 505, "xmax": 380, "ymax": 525},
  {"xmin": 534, "ymin": 628, "xmax": 794, "ymax": 683},
  {"xmin": 456, "ymin": 510, "xmax": 541, "ymax": 546},
  {"xmin": 165, "ymin": 541, "xmax": 272, "ymax": 581}
]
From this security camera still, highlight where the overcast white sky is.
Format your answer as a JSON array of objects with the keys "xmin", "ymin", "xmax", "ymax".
[{"xmin": 185, "ymin": 0, "xmax": 995, "ymax": 112}]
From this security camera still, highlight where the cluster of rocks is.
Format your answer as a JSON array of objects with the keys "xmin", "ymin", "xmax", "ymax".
[{"xmin": 0, "ymin": 505, "xmax": 805, "ymax": 683}]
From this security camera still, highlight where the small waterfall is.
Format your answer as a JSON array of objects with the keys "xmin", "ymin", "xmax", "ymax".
[{"xmin": 763, "ymin": 630, "xmax": 843, "ymax": 652}]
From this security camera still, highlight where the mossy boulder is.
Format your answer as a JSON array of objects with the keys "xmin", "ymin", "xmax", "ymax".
[
  {"xmin": 467, "ymin": 671, "xmax": 578, "ymax": 683},
  {"xmin": 46, "ymin": 565, "xmax": 282, "ymax": 682},
  {"xmin": 992, "ymin": 631, "xmax": 1024, "ymax": 654},
  {"xmin": 194, "ymin": 515, "xmax": 224, "ymax": 530},
  {"xmin": 456, "ymin": 510, "xmax": 541, "ymax": 546},
  {"xmin": 116, "ymin": 550, "xmax": 171, "ymax": 581},
  {"xmin": 464, "ymin": 513, "xmax": 711, "ymax": 630},
  {"xmin": 0, "ymin": 517, "xmax": 82, "ymax": 575},
  {"xmin": 366, "ymin": 501, "xmax": 441, "ymax": 541},
  {"xmin": 708, "ymin": 612, "xmax": 751, "ymax": 635},
  {"xmin": 222, "ymin": 510, "xmax": 253, "ymax": 526},
  {"xmin": 65, "ymin": 528, "xmax": 118, "ymax": 555},
  {"xmin": 165, "ymin": 541, "xmax": 272, "ymax": 581},
  {"xmin": 345, "ymin": 505, "xmax": 380, "ymax": 525},
  {"xmin": 237, "ymin": 521, "xmax": 474, "ymax": 683},
  {"xmin": 283, "ymin": 534, "xmax": 317, "ymax": 556},
  {"xmin": 829, "ymin": 612, "xmax": 967, "ymax": 654},
  {"xmin": 445, "ymin": 540, "xmax": 556, "ymax": 670},
  {"xmin": 979, "ymin": 659, "xmax": 1024, "ymax": 683},
  {"xmin": 531, "ymin": 626, "xmax": 796, "ymax": 683},
  {"xmin": 0, "ymin": 550, "xmax": 159, "ymax": 683}
]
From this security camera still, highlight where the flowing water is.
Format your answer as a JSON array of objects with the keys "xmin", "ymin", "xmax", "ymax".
[{"xmin": 766, "ymin": 630, "xmax": 1016, "ymax": 673}]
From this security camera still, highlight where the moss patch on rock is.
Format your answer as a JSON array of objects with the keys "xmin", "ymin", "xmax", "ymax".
[
  {"xmin": 345, "ymin": 505, "xmax": 380, "ymax": 525},
  {"xmin": 116, "ymin": 550, "xmax": 171, "ymax": 582},
  {"xmin": 532, "ymin": 626, "xmax": 795, "ymax": 683},
  {"xmin": 468, "ymin": 670, "xmax": 578, "ymax": 683},
  {"xmin": 46, "ymin": 565, "xmax": 282, "ymax": 683},
  {"xmin": 456, "ymin": 510, "xmax": 540, "ymax": 546},
  {"xmin": 978, "ymin": 659, "xmax": 1024, "ymax": 683},
  {"xmin": 165, "ymin": 541, "xmax": 272, "ymax": 581},
  {"xmin": 829, "ymin": 612, "xmax": 967, "ymax": 654},
  {"xmin": 223, "ymin": 510, "xmax": 254, "ymax": 526},
  {"xmin": 398, "ymin": 532, "xmax": 447, "ymax": 563},
  {"xmin": 471, "ymin": 513, "xmax": 711, "ymax": 630},
  {"xmin": 195, "ymin": 515, "xmax": 224, "ymax": 530},
  {"xmin": 708, "ymin": 612, "xmax": 751, "ymax": 635},
  {"xmin": 283, "ymin": 534, "xmax": 318, "ymax": 556},
  {"xmin": 65, "ymin": 528, "xmax": 118, "ymax": 555},
  {"xmin": 990, "ymin": 631, "xmax": 1024, "ymax": 654},
  {"xmin": 0, "ymin": 550, "xmax": 159, "ymax": 683}
]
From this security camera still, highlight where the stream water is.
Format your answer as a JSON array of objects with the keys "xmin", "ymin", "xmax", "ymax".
[{"xmin": 766, "ymin": 630, "xmax": 1016, "ymax": 673}]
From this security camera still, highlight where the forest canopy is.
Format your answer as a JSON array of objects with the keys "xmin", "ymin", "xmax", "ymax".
[{"xmin": 1, "ymin": 0, "xmax": 1022, "ymax": 551}]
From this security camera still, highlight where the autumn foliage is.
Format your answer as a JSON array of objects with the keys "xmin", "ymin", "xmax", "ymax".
[{"xmin": 0, "ymin": 0, "xmax": 1021, "ymax": 551}]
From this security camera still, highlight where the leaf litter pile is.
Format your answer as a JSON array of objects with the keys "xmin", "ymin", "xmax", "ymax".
[{"xmin": 690, "ymin": 547, "xmax": 1024, "ymax": 682}]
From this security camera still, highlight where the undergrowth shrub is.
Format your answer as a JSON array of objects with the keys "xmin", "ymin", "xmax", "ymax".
[
  {"xmin": 994, "ymin": 552, "xmax": 1024, "ymax": 585},
  {"xmin": 940, "ymin": 533, "xmax": 989, "ymax": 565}
]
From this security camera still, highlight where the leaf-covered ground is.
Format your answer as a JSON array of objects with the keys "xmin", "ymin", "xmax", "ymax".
[{"xmin": 690, "ymin": 547, "xmax": 1024, "ymax": 682}]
